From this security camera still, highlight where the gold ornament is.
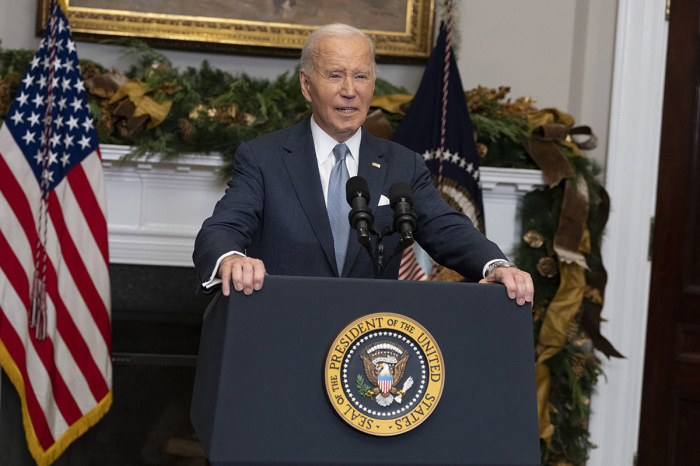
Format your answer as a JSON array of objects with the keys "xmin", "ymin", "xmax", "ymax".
[
  {"xmin": 536, "ymin": 256, "xmax": 559, "ymax": 278},
  {"xmin": 571, "ymin": 353, "xmax": 586, "ymax": 379},
  {"xmin": 523, "ymin": 229, "xmax": 545, "ymax": 248}
]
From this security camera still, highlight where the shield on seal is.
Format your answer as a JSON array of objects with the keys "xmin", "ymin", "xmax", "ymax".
[{"xmin": 378, "ymin": 375, "xmax": 393, "ymax": 394}]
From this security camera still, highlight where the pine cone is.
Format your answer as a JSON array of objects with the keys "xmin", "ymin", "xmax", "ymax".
[
  {"xmin": 178, "ymin": 118, "xmax": 196, "ymax": 142},
  {"xmin": 536, "ymin": 256, "xmax": 558, "ymax": 278}
]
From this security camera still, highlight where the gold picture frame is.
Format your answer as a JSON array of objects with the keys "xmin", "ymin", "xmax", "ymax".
[{"xmin": 37, "ymin": 0, "xmax": 435, "ymax": 62}]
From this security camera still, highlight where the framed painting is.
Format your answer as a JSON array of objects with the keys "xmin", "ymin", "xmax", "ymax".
[{"xmin": 37, "ymin": 0, "xmax": 435, "ymax": 62}]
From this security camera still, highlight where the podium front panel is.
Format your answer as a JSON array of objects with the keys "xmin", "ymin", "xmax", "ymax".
[{"xmin": 191, "ymin": 275, "xmax": 539, "ymax": 465}]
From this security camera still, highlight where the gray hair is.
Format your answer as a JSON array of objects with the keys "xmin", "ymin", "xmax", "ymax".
[{"xmin": 299, "ymin": 23, "xmax": 376, "ymax": 77}]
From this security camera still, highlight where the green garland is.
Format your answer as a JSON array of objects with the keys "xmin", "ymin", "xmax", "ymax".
[
  {"xmin": 0, "ymin": 41, "xmax": 618, "ymax": 466},
  {"xmin": 514, "ymin": 157, "xmax": 607, "ymax": 465}
]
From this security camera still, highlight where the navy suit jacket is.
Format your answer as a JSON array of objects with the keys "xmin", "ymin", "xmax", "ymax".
[{"xmin": 193, "ymin": 117, "xmax": 506, "ymax": 287}]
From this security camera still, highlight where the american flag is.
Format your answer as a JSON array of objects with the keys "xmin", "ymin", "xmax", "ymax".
[
  {"xmin": 395, "ymin": 4, "xmax": 485, "ymax": 281},
  {"xmin": 0, "ymin": 1, "xmax": 112, "ymax": 464}
]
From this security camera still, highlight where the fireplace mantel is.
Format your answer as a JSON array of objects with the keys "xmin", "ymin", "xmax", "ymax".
[{"xmin": 101, "ymin": 145, "xmax": 545, "ymax": 266}]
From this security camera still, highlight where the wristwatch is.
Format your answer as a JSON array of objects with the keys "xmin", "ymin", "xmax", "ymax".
[{"xmin": 484, "ymin": 260, "xmax": 518, "ymax": 278}]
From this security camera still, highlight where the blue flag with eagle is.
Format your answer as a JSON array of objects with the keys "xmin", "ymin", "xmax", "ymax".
[
  {"xmin": 393, "ymin": 25, "xmax": 484, "ymax": 231},
  {"xmin": 394, "ymin": 24, "xmax": 485, "ymax": 280}
]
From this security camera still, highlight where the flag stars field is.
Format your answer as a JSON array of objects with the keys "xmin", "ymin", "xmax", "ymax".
[{"xmin": 420, "ymin": 148, "xmax": 480, "ymax": 181}]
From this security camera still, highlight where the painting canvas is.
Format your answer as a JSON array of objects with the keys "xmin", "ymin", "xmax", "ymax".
[{"xmin": 37, "ymin": 0, "xmax": 435, "ymax": 61}]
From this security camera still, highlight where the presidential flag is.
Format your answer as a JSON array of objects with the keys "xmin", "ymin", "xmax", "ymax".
[
  {"xmin": 394, "ymin": 19, "xmax": 485, "ymax": 281},
  {"xmin": 0, "ymin": 1, "xmax": 112, "ymax": 464}
]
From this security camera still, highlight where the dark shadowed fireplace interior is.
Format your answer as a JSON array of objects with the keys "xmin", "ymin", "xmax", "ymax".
[{"xmin": 0, "ymin": 264, "xmax": 213, "ymax": 466}]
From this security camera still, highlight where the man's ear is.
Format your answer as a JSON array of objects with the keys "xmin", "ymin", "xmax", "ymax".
[{"xmin": 299, "ymin": 70, "xmax": 312, "ymax": 102}]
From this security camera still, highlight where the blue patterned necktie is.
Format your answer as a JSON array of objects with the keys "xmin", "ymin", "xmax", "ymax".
[{"xmin": 328, "ymin": 143, "xmax": 351, "ymax": 275}]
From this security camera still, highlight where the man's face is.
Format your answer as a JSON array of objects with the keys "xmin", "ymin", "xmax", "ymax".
[{"xmin": 300, "ymin": 35, "xmax": 375, "ymax": 143}]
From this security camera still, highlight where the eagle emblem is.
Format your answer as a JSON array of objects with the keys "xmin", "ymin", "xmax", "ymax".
[{"xmin": 359, "ymin": 340, "xmax": 414, "ymax": 407}]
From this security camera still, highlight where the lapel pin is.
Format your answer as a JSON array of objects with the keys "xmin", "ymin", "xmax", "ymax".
[{"xmin": 372, "ymin": 162, "xmax": 381, "ymax": 168}]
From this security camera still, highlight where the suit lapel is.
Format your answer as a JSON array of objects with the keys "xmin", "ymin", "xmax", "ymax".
[
  {"xmin": 281, "ymin": 119, "xmax": 339, "ymax": 275},
  {"xmin": 343, "ymin": 129, "xmax": 388, "ymax": 276}
]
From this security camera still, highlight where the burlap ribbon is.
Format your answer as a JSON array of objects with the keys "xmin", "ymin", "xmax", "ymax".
[
  {"xmin": 535, "ymin": 229, "xmax": 591, "ymax": 443},
  {"xmin": 523, "ymin": 109, "xmax": 600, "ymax": 442},
  {"xmin": 524, "ymin": 109, "xmax": 595, "ymax": 269},
  {"xmin": 108, "ymin": 79, "xmax": 172, "ymax": 135}
]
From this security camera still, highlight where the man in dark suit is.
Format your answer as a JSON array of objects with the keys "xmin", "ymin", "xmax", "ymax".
[{"xmin": 193, "ymin": 24, "xmax": 533, "ymax": 305}]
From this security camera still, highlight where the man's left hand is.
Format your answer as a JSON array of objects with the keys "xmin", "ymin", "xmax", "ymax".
[{"xmin": 479, "ymin": 267, "xmax": 534, "ymax": 306}]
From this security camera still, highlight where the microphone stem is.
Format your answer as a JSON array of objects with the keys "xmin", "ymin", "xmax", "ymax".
[{"xmin": 374, "ymin": 242, "xmax": 384, "ymax": 279}]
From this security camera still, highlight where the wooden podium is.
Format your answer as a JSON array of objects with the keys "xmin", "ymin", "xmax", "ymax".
[{"xmin": 191, "ymin": 276, "xmax": 539, "ymax": 465}]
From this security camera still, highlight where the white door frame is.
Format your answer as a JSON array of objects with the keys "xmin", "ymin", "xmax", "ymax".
[{"xmin": 587, "ymin": 0, "xmax": 668, "ymax": 464}]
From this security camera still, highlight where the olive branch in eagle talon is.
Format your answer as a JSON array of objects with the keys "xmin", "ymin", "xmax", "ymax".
[{"xmin": 356, "ymin": 375, "xmax": 373, "ymax": 397}]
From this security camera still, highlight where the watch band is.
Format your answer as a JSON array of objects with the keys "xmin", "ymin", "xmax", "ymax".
[{"xmin": 484, "ymin": 260, "xmax": 518, "ymax": 277}]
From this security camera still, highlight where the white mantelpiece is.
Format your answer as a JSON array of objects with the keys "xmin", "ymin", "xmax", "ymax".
[
  {"xmin": 101, "ymin": 145, "xmax": 545, "ymax": 266},
  {"xmin": 102, "ymin": 145, "xmax": 228, "ymax": 267}
]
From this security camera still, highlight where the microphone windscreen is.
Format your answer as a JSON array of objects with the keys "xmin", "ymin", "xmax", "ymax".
[
  {"xmin": 389, "ymin": 182, "xmax": 413, "ymax": 206},
  {"xmin": 346, "ymin": 176, "xmax": 370, "ymax": 203}
]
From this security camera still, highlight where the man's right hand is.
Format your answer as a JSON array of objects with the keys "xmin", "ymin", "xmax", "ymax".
[{"xmin": 219, "ymin": 255, "xmax": 266, "ymax": 296}]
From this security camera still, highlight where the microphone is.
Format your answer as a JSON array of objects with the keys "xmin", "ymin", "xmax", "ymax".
[
  {"xmin": 389, "ymin": 182, "xmax": 417, "ymax": 250},
  {"xmin": 346, "ymin": 176, "xmax": 374, "ymax": 247}
]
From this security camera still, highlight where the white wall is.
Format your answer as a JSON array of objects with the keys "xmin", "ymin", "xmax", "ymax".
[{"xmin": 457, "ymin": 0, "xmax": 616, "ymax": 172}]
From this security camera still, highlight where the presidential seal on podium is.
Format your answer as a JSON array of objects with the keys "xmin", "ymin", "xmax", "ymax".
[{"xmin": 324, "ymin": 313, "xmax": 445, "ymax": 436}]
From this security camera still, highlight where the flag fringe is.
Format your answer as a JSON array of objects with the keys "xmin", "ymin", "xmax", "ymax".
[{"xmin": 0, "ymin": 339, "xmax": 113, "ymax": 466}]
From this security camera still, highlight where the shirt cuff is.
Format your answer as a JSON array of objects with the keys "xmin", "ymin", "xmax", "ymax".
[{"xmin": 202, "ymin": 251, "xmax": 246, "ymax": 289}]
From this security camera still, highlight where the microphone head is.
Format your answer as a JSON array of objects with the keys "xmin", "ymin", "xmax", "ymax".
[
  {"xmin": 346, "ymin": 176, "xmax": 370, "ymax": 203},
  {"xmin": 389, "ymin": 182, "xmax": 413, "ymax": 207}
]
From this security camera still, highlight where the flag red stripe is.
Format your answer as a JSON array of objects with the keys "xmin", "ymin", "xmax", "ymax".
[
  {"xmin": 0, "ymin": 229, "xmax": 85, "ymax": 427},
  {"xmin": 399, "ymin": 248, "xmax": 427, "ymax": 281},
  {"xmin": 42, "ymin": 249, "xmax": 110, "ymax": 400},
  {"xmin": 0, "ymin": 320, "xmax": 56, "ymax": 450},
  {"xmin": 47, "ymin": 190, "xmax": 111, "ymax": 350},
  {"xmin": 66, "ymin": 163, "xmax": 109, "ymax": 265},
  {"xmin": 0, "ymin": 153, "xmax": 38, "ymax": 243},
  {"xmin": 0, "ymin": 233, "xmax": 56, "ymax": 449}
]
